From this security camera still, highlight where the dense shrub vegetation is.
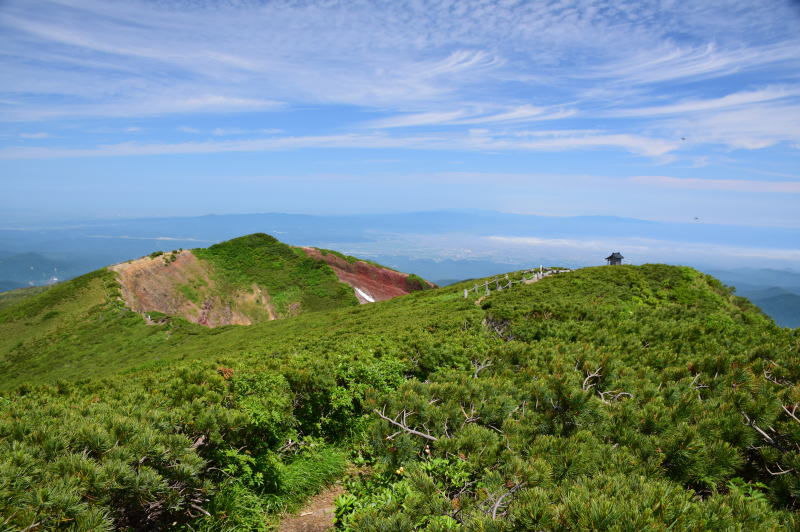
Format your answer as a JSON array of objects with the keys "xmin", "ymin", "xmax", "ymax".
[
  {"xmin": 339, "ymin": 266, "xmax": 800, "ymax": 529},
  {"xmin": 1, "ymin": 257, "xmax": 798, "ymax": 530},
  {"xmin": 0, "ymin": 363, "xmax": 360, "ymax": 530}
]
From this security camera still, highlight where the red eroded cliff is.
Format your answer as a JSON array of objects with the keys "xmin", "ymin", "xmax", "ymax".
[{"xmin": 300, "ymin": 247, "xmax": 435, "ymax": 304}]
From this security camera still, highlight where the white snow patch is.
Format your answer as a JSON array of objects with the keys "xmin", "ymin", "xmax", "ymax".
[{"xmin": 354, "ymin": 287, "xmax": 375, "ymax": 303}]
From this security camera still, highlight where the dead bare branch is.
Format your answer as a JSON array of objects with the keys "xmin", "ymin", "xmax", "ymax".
[
  {"xmin": 597, "ymin": 390, "xmax": 632, "ymax": 404},
  {"xmin": 783, "ymin": 404, "xmax": 800, "ymax": 424},
  {"xmin": 278, "ymin": 438, "xmax": 299, "ymax": 453},
  {"xmin": 189, "ymin": 503, "xmax": 211, "ymax": 517},
  {"xmin": 472, "ymin": 359, "xmax": 493, "ymax": 378},
  {"xmin": 766, "ymin": 464, "xmax": 795, "ymax": 476},
  {"xmin": 490, "ymin": 482, "xmax": 527, "ymax": 519},
  {"xmin": 742, "ymin": 412, "xmax": 774, "ymax": 443},
  {"xmin": 763, "ymin": 369, "xmax": 788, "ymax": 386},
  {"xmin": 741, "ymin": 412, "xmax": 785, "ymax": 451},
  {"xmin": 374, "ymin": 406, "xmax": 439, "ymax": 442},
  {"xmin": 461, "ymin": 402, "xmax": 480, "ymax": 425},
  {"xmin": 582, "ymin": 367, "xmax": 602, "ymax": 391}
]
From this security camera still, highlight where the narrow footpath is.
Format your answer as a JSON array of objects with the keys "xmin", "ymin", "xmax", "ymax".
[{"xmin": 278, "ymin": 484, "xmax": 344, "ymax": 532}]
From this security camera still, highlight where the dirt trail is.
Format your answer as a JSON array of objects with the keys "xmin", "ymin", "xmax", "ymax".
[
  {"xmin": 109, "ymin": 251, "xmax": 275, "ymax": 327},
  {"xmin": 278, "ymin": 484, "xmax": 343, "ymax": 532}
]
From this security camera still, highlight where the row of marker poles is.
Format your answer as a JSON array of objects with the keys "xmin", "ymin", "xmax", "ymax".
[
  {"xmin": 464, "ymin": 268, "xmax": 543, "ymax": 298},
  {"xmin": 462, "ymin": 266, "xmax": 571, "ymax": 298}
]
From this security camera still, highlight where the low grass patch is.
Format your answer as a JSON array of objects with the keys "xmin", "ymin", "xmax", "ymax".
[{"xmin": 0, "ymin": 285, "xmax": 50, "ymax": 311}]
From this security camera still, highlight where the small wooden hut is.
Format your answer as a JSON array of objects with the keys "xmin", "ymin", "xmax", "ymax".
[{"xmin": 605, "ymin": 252, "xmax": 623, "ymax": 266}]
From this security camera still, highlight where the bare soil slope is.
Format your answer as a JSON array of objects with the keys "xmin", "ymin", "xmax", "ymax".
[
  {"xmin": 301, "ymin": 247, "xmax": 435, "ymax": 304},
  {"xmin": 109, "ymin": 250, "xmax": 275, "ymax": 327}
]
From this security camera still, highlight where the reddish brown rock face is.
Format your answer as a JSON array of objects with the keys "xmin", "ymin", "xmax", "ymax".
[
  {"xmin": 109, "ymin": 246, "xmax": 433, "ymax": 328},
  {"xmin": 300, "ymin": 247, "xmax": 434, "ymax": 304},
  {"xmin": 109, "ymin": 250, "xmax": 275, "ymax": 327}
]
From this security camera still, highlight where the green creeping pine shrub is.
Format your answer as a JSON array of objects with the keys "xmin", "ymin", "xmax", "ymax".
[
  {"xmin": 231, "ymin": 371, "xmax": 295, "ymax": 449},
  {"xmin": 334, "ymin": 265, "xmax": 799, "ymax": 529},
  {"xmin": 0, "ymin": 364, "xmax": 352, "ymax": 530},
  {"xmin": 1, "ymin": 263, "xmax": 799, "ymax": 529}
]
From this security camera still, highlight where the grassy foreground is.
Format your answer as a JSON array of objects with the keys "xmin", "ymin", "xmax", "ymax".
[{"xmin": 1, "ymin": 261, "xmax": 799, "ymax": 530}]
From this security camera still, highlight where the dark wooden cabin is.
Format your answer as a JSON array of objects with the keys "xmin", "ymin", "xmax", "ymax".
[{"xmin": 605, "ymin": 252, "xmax": 623, "ymax": 265}]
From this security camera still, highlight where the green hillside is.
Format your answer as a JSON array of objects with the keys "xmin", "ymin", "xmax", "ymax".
[
  {"xmin": 1, "ymin": 258, "xmax": 799, "ymax": 530},
  {"xmin": 193, "ymin": 233, "xmax": 358, "ymax": 317},
  {"xmin": 0, "ymin": 284, "xmax": 50, "ymax": 311},
  {"xmin": 0, "ymin": 234, "xmax": 364, "ymax": 387}
]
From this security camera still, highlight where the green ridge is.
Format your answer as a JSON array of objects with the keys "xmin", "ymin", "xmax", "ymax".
[
  {"xmin": 0, "ymin": 284, "xmax": 50, "ymax": 311},
  {"xmin": 193, "ymin": 233, "xmax": 358, "ymax": 317}
]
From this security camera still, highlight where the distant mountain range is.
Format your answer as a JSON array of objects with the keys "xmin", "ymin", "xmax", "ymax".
[
  {"xmin": 0, "ymin": 251, "xmax": 81, "ymax": 291},
  {"xmin": 1, "ymin": 210, "xmax": 798, "ymax": 327},
  {"xmin": 706, "ymin": 268, "xmax": 800, "ymax": 328}
]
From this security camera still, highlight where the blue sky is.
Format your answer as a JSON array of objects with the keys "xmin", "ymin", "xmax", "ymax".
[{"xmin": 1, "ymin": 0, "xmax": 799, "ymax": 231}]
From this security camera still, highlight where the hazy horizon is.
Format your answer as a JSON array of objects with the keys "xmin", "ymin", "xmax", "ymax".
[{"xmin": 2, "ymin": 209, "xmax": 798, "ymax": 272}]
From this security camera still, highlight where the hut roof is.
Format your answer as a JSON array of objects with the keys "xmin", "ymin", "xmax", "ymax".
[{"xmin": 605, "ymin": 252, "xmax": 624, "ymax": 260}]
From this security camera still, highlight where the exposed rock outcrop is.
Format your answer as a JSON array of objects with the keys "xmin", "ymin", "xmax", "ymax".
[
  {"xmin": 300, "ymin": 247, "xmax": 435, "ymax": 304},
  {"xmin": 109, "ymin": 250, "xmax": 275, "ymax": 327}
]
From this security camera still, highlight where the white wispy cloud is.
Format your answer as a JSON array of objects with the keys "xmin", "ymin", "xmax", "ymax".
[
  {"xmin": 0, "ymin": 0, "xmax": 798, "ymax": 170},
  {"xmin": 178, "ymin": 127, "xmax": 282, "ymax": 136},
  {"xmin": 464, "ymin": 130, "xmax": 679, "ymax": 157},
  {"xmin": 367, "ymin": 105, "xmax": 576, "ymax": 129},
  {"xmin": 88, "ymin": 235, "xmax": 213, "ymax": 242},
  {"xmin": 587, "ymin": 41, "xmax": 800, "ymax": 86},
  {"xmin": 487, "ymin": 235, "xmax": 800, "ymax": 263},
  {"xmin": 0, "ymin": 130, "xmax": 680, "ymax": 159},
  {"xmin": 629, "ymin": 175, "xmax": 800, "ymax": 194},
  {"xmin": 366, "ymin": 111, "xmax": 469, "ymax": 129},
  {"xmin": 19, "ymin": 132, "xmax": 50, "ymax": 139},
  {"xmin": 455, "ymin": 106, "xmax": 576, "ymax": 125},
  {"xmin": 661, "ymin": 102, "xmax": 800, "ymax": 149},
  {"xmin": 2, "ymin": 0, "xmax": 797, "ymax": 120},
  {"xmin": 612, "ymin": 86, "xmax": 800, "ymax": 117}
]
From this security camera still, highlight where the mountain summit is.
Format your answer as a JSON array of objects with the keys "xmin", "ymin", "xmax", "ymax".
[{"xmin": 109, "ymin": 233, "xmax": 433, "ymax": 326}]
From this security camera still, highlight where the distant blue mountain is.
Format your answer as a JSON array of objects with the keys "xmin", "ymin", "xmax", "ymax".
[
  {"xmin": 751, "ymin": 293, "xmax": 800, "ymax": 328},
  {"xmin": 0, "ymin": 280, "xmax": 26, "ymax": 292},
  {"xmin": 706, "ymin": 268, "xmax": 800, "ymax": 328},
  {"xmin": 0, "ymin": 252, "xmax": 80, "ymax": 286},
  {"xmin": 2, "ymin": 211, "xmax": 798, "ymax": 256},
  {"xmin": 1, "ymin": 211, "xmax": 798, "ymax": 329}
]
